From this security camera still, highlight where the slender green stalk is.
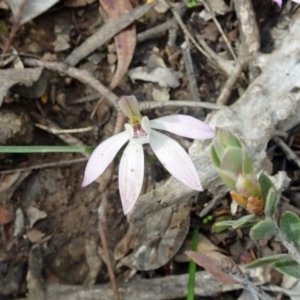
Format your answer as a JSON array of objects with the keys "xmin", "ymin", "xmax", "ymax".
[
  {"xmin": 0, "ymin": 146, "xmax": 94, "ymax": 153},
  {"xmin": 187, "ymin": 229, "xmax": 199, "ymax": 300}
]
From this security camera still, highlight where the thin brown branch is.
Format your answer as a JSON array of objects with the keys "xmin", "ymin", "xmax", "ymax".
[
  {"xmin": 216, "ymin": 60, "xmax": 243, "ymax": 105},
  {"xmin": 98, "ymin": 192, "xmax": 121, "ymax": 300},
  {"xmin": 201, "ymin": 0, "xmax": 237, "ymax": 60},
  {"xmin": 0, "ymin": 158, "xmax": 88, "ymax": 175},
  {"xmin": 24, "ymin": 59, "xmax": 119, "ymax": 110}
]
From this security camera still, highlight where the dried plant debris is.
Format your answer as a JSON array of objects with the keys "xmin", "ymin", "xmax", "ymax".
[
  {"xmin": 0, "ymin": 68, "xmax": 44, "ymax": 106},
  {"xmin": 5, "ymin": 0, "xmax": 59, "ymax": 25},
  {"xmin": 115, "ymin": 204, "xmax": 190, "ymax": 270}
]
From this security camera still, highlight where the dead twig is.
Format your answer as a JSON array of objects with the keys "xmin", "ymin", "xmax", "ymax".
[
  {"xmin": 98, "ymin": 192, "xmax": 120, "ymax": 300},
  {"xmin": 27, "ymin": 247, "xmax": 45, "ymax": 300},
  {"xmin": 181, "ymin": 39, "xmax": 201, "ymax": 102},
  {"xmin": 46, "ymin": 267, "xmax": 270, "ymax": 300},
  {"xmin": 139, "ymin": 100, "xmax": 223, "ymax": 111},
  {"xmin": 31, "ymin": 113, "xmax": 89, "ymax": 158},
  {"xmin": 65, "ymin": 2, "xmax": 155, "ymax": 66},
  {"xmin": 35, "ymin": 124, "xmax": 94, "ymax": 134},
  {"xmin": 0, "ymin": 157, "xmax": 88, "ymax": 175},
  {"xmin": 24, "ymin": 59, "xmax": 119, "ymax": 110},
  {"xmin": 1, "ymin": 0, "xmax": 26, "ymax": 55},
  {"xmin": 233, "ymin": 0, "xmax": 260, "ymax": 81},
  {"xmin": 167, "ymin": 1, "xmax": 209, "ymax": 59},
  {"xmin": 216, "ymin": 60, "xmax": 243, "ymax": 105},
  {"xmin": 273, "ymin": 136, "xmax": 300, "ymax": 168},
  {"xmin": 201, "ymin": 0, "xmax": 237, "ymax": 60}
]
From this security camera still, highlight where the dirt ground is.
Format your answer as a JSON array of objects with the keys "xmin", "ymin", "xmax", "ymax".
[{"xmin": 0, "ymin": 0, "xmax": 300, "ymax": 299}]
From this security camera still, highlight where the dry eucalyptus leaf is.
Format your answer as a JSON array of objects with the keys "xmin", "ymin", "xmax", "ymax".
[
  {"xmin": 0, "ymin": 68, "xmax": 44, "ymax": 106},
  {"xmin": 186, "ymin": 251, "xmax": 244, "ymax": 284},
  {"xmin": 116, "ymin": 204, "xmax": 190, "ymax": 270},
  {"xmin": 5, "ymin": 0, "xmax": 59, "ymax": 25},
  {"xmin": 25, "ymin": 206, "xmax": 47, "ymax": 228}
]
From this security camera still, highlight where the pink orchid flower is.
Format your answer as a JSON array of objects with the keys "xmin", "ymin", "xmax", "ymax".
[
  {"xmin": 273, "ymin": 0, "xmax": 300, "ymax": 6},
  {"xmin": 82, "ymin": 96, "xmax": 214, "ymax": 215}
]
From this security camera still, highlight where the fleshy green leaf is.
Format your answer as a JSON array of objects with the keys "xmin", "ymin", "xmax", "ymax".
[
  {"xmin": 211, "ymin": 145, "xmax": 221, "ymax": 168},
  {"xmin": 214, "ymin": 214, "xmax": 256, "ymax": 231},
  {"xmin": 258, "ymin": 173, "xmax": 275, "ymax": 203},
  {"xmin": 250, "ymin": 220, "xmax": 276, "ymax": 240},
  {"xmin": 221, "ymin": 148, "xmax": 253, "ymax": 176},
  {"xmin": 274, "ymin": 258, "xmax": 300, "ymax": 279},
  {"xmin": 246, "ymin": 254, "xmax": 288, "ymax": 269},
  {"xmin": 264, "ymin": 187, "xmax": 278, "ymax": 217},
  {"xmin": 217, "ymin": 128, "xmax": 242, "ymax": 149},
  {"xmin": 216, "ymin": 168, "xmax": 237, "ymax": 190},
  {"xmin": 212, "ymin": 138, "xmax": 225, "ymax": 165},
  {"xmin": 212, "ymin": 215, "xmax": 232, "ymax": 233},
  {"xmin": 232, "ymin": 214, "xmax": 256, "ymax": 229},
  {"xmin": 280, "ymin": 211, "xmax": 300, "ymax": 251}
]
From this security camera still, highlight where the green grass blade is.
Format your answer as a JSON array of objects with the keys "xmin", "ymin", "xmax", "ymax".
[
  {"xmin": 0, "ymin": 146, "xmax": 94, "ymax": 153},
  {"xmin": 187, "ymin": 228, "xmax": 199, "ymax": 300}
]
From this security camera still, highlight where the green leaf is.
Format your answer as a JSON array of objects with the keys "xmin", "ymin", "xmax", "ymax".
[
  {"xmin": 221, "ymin": 148, "xmax": 253, "ymax": 176},
  {"xmin": 213, "ymin": 214, "xmax": 256, "ymax": 231},
  {"xmin": 250, "ymin": 220, "xmax": 276, "ymax": 240},
  {"xmin": 258, "ymin": 173, "xmax": 275, "ymax": 203},
  {"xmin": 216, "ymin": 168, "xmax": 237, "ymax": 190},
  {"xmin": 217, "ymin": 128, "xmax": 242, "ymax": 149},
  {"xmin": 246, "ymin": 254, "xmax": 288, "ymax": 269},
  {"xmin": 211, "ymin": 145, "xmax": 221, "ymax": 168},
  {"xmin": 280, "ymin": 211, "xmax": 300, "ymax": 251},
  {"xmin": 274, "ymin": 258, "xmax": 300, "ymax": 279},
  {"xmin": 232, "ymin": 214, "xmax": 256, "ymax": 229},
  {"xmin": 213, "ymin": 220, "xmax": 236, "ymax": 228},
  {"xmin": 264, "ymin": 187, "xmax": 278, "ymax": 217},
  {"xmin": 212, "ymin": 138, "xmax": 226, "ymax": 164},
  {"xmin": 212, "ymin": 215, "xmax": 232, "ymax": 233}
]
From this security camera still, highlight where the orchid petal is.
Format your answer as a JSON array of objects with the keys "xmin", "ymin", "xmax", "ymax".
[
  {"xmin": 150, "ymin": 115, "xmax": 214, "ymax": 140},
  {"xmin": 273, "ymin": 0, "xmax": 282, "ymax": 5},
  {"xmin": 119, "ymin": 141, "xmax": 144, "ymax": 215},
  {"xmin": 293, "ymin": 0, "xmax": 300, "ymax": 3},
  {"xmin": 82, "ymin": 131, "xmax": 129, "ymax": 187},
  {"xmin": 124, "ymin": 123, "xmax": 134, "ymax": 139},
  {"xmin": 141, "ymin": 116, "xmax": 151, "ymax": 134},
  {"xmin": 149, "ymin": 130, "xmax": 202, "ymax": 191},
  {"xmin": 119, "ymin": 96, "xmax": 141, "ymax": 118}
]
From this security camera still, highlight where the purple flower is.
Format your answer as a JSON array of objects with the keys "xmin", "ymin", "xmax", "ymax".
[
  {"xmin": 273, "ymin": 0, "xmax": 300, "ymax": 6},
  {"xmin": 82, "ymin": 96, "xmax": 214, "ymax": 215}
]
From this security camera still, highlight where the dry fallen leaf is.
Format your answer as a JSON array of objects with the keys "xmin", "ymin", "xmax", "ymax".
[
  {"xmin": 5, "ymin": 0, "xmax": 59, "ymax": 25},
  {"xmin": 0, "ymin": 207, "xmax": 11, "ymax": 225},
  {"xmin": 186, "ymin": 251, "xmax": 243, "ymax": 284},
  {"xmin": 26, "ymin": 228, "xmax": 45, "ymax": 243},
  {"xmin": 0, "ymin": 68, "xmax": 44, "ymax": 106},
  {"xmin": 25, "ymin": 206, "xmax": 47, "ymax": 228},
  {"xmin": 115, "ymin": 204, "xmax": 190, "ymax": 270},
  {"xmin": 99, "ymin": 0, "xmax": 136, "ymax": 91}
]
